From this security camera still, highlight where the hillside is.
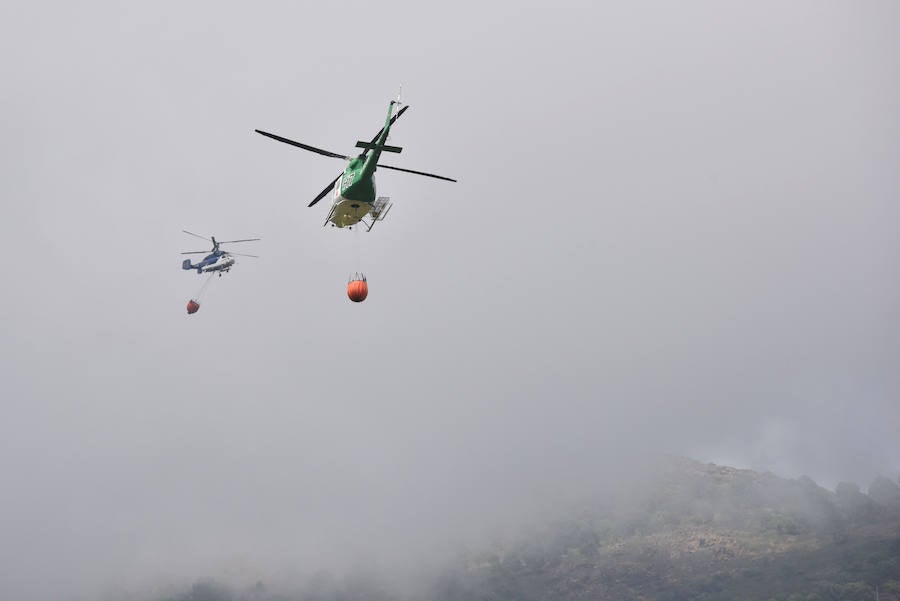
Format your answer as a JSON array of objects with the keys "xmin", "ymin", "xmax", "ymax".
[
  {"xmin": 432, "ymin": 457, "xmax": 900, "ymax": 601},
  {"xmin": 167, "ymin": 458, "xmax": 900, "ymax": 601}
]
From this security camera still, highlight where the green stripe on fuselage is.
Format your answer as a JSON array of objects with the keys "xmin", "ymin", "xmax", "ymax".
[
  {"xmin": 340, "ymin": 157, "xmax": 375, "ymax": 203},
  {"xmin": 339, "ymin": 102, "xmax": 397, "ymax": 204}
]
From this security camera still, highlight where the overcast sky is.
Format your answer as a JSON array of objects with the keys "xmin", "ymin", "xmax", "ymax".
[{"xmin": 1, "ymin": 1, "xmax": 898, "ymax": 599}]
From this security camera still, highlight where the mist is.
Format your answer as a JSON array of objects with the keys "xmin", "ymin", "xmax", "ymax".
[{"xmin": 1, "ymin": 1, "xmax": 898, "ymax": 599}]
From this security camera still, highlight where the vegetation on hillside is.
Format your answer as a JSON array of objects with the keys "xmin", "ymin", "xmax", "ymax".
[{"xmin": 163, "ymin": 458, "xmax": 900, "ymax": 601}]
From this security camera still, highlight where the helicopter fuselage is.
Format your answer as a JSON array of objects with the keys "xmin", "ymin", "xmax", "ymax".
[
  {"xmin": 325, "ymin": 106, "xmax": 390, "ymax": 229},
  {"xmin": 328, "ymin": 159, "xmax": 377, "ymax": 228},
  {"xmin": 200, "ymin": 255, "xmax": 235, "ymax": 273},
  {"xmin": 182, "ymin": 250, "xmax": 235, "ymax": 274}
]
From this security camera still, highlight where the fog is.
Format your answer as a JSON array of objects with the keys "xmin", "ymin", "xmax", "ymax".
[{"xmin": 1, "ymin": 1, "xmax": 898, "ymax": 599}]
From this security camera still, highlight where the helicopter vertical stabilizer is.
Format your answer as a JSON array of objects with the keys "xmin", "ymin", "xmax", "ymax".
[{"xmin": 182, "ymin": 259, "xmax": 194, "ymax": 270}]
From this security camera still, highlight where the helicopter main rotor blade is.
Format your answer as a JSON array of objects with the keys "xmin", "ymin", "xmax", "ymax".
[
  {"xmin": 218, "ymin": 238, "xmax": 261, "ymax": 244},
  {"xmin": 227, "ymin": 252, "xmax": 259, "ymax": 258},
  {"xmin": 376, "ymin": 163, "xmax": 457, "ymax": 182},
  {"xmin": 361, "ymin": 105, "xmax": 409, "ymax": 156},
  {"xmin": 181, "ymin": 251, "xmax": 208, "ymax": 255},
  {"xmin": 182, "ymin": 230, "xmax": 212, "ymax": 242},
  {"xmin": 309, "ymin": 172, "xmax": 343, "ymax": 207},
  {"xmin": 255, "ymin": 130, "xmax": 349, "ymax": 160}
]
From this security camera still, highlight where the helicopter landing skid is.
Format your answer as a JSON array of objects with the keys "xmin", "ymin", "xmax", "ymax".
[
  {"xmin": 362, "ymin": 197, "xmax": 392, "ymax": 232},
  {"xmin": 323, "ymin": 204, "xmax": 337, "ymax": 228}
]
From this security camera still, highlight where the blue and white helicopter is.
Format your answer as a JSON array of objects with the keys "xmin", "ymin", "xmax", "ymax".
[{"xmin": 181, "ymin": 230, "xmax": 260, "ymax": 276}]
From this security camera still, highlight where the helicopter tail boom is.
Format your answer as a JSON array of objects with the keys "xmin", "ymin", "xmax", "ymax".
[{"xmin": 182, "ymin": 259, "xmax": 203, "ymax": 273}]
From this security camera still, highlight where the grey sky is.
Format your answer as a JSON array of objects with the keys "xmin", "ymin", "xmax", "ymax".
[{"xmin": 1, "ymin": 1, "xmax": 898, "ymax": 599}]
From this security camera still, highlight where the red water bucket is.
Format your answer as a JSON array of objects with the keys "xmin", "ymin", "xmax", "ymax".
[{"xmin": 347, "ymin": 274, "xmax": 368, "ymax": 303}]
